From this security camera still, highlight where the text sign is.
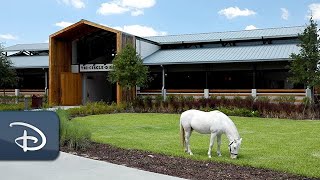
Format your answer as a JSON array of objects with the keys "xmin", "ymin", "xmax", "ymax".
[
  {"xmin": 80, "ymin": 64, "xmax": 113, "ymax": 72},
  {"xmin": 0, "ymin": 111, "xmax": 59, "ymax": 160}
]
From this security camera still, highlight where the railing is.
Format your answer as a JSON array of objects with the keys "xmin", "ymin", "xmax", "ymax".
[
  {"xmin": 137, "ymin": 88, "xmax": 308, "ymax": 102},
  {"xmin": 0, "ymin": 89, "xmax": 47, "ymax": 96}
]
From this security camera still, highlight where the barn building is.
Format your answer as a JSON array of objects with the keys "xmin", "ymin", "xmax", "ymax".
[
  {"xmin": 3, "ymin": 20, "xmax": 307, "ymax": 105},
  {"xmin": 1, "ymin": 43, "xmax": 49, "ymax": 96}
]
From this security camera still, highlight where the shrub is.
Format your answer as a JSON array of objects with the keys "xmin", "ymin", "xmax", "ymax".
[
  {"xmin": 67, "ymin": 102, "xmax": 125, "ymax": 117},
  {"xmin": 133, "ymin": 96, "xmax": 144, "ymax": 111},
  {"xmin": 143, "ymin": 96, "xmax": 153, "ymax": 111},
  {"xmin": 218, "ymin": 107, "xmax": 259, "ymax": 117},
  {"xmin": 128, "ymin": 94, "xmax": 320, "ymax": 119},
  {"xmin": 154, "ymin": 95, "xmax": 163, "ymax": 109},
  {"xmin": 275, "ymin": 96, "xmax": 296, "ymax": 104},
  {"xmin": 57, "ymin": 109, "xmax": 91, "ymax": 150},
  {"xmin": 0, "ymin": 103, "xmax": 25, "ymax": 111},
  {"xmin": 185, "ymin": 96, "xmax": 195, "ymax": 109}
]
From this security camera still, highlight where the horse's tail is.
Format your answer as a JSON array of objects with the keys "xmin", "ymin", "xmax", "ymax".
[{"xmin": 180, "ymin": 122, "xmax": 185, "ymax": 148}]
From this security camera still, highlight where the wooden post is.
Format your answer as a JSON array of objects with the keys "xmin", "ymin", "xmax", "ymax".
[{"xmin": 116, "ymin": 83, "xmax": 122, "ymax": 104}]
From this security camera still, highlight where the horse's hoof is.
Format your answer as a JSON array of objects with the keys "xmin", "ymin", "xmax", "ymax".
[
  {"xmin": 189, "ymin": 152, "xmax": 193, "ymax": 156},
  {"xmin": 217, "ymin": 153, "xmax": 222, "ymax": 157},
  {"xmin": 208, "ymin": 156, "xmax": 212, "ymax": 158}
]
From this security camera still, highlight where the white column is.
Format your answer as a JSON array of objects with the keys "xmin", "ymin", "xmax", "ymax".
[
  {"xmin": 163, "ymin": 89, "xmax": 167, "ymax": 101},
  {"xmin": 161, "ymin": 65, "xmax": 166, "ymax": 101},
  {"xmin": 306, "ymin": 87, "xmax": 312, "ymax": 99},
  {"xmin": 45, "ymin": 71, "xmax": 48, "ymax": 94},
  {"xmin": 251, "ymin": 89, "xmax": 257, "ymax": 98},
  {"xmin": 15, "ymin": 89, "xmax": 20, "ymax": 104},
  {"xmin": 204, "ymin": 89, "xmax": 209, "ymax": 99}
]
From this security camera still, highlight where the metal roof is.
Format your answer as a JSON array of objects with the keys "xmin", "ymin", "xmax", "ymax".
[
  {"xmin": 142, "ymin": 44, "xmax": 300, "ymax": 65},
  {"xmin": 144, "ymin": 26, "xmax": 305, "ymax": 44},
  {"xmin": 8, "ymin": 56, "xmax": 48, "ymax": 68},
  {"xmin": 4, "ymin": 43, "xmax": 49, "ymax": 52}
]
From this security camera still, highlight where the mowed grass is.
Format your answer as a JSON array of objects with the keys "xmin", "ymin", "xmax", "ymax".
[{"xmin": 73, "ymin": 113, "xmax": 320, "ymax": 178}]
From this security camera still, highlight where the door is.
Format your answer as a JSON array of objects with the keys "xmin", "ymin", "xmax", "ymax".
[{"xmin": 60, "ymin": 72, "xmax": 82, "ymax": 105}]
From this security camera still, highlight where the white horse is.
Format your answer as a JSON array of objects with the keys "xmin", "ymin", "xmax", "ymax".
[{"xmin": 180, "ymin": 109, "xmax": 242, "ymax": 159}]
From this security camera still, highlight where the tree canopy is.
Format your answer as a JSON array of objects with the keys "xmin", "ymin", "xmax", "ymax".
[
  {"xmin": 289, "ymin": 17, "xmax": 320, "ymax": 88},
  {"xmin": 0, "ymin": 44, "xmax": 17, "ymax": 93},
  {"xmin": 108, "ymin": 44, "xmax": 149, "ymax": 101}
]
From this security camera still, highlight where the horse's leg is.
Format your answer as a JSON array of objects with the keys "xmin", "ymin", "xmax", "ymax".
[
  {"xmin": 208, "ymin": 132, "xmax": 217, "ymax": 158},
  {"xmin": 216, "ymin": 134, "xmax": 222, "ymax": 157},
  {"xmin": 185, "ymin": 129, "xmax": 193, "ymax": 155}
]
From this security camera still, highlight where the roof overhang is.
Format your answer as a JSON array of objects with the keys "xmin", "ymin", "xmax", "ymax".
[
  {"xmin": 50, "ymin": 20, "xmax": 122, "ymax": 41},
  {"xmin": 9, "ymin": 56, "xmax": 49, "ymax": 69},
  {"xmin": 4, "ymin": 43, "xmax": 49, "ymax": 52}
]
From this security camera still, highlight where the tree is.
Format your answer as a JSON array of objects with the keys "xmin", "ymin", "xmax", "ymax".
[
  {"xmin": 0, "ymin": 44, "xmax": 18, "ymax": 96},
  {"xmin": 289, "ymin": 17, "xmax": 320, "ymax": 92},
  {"xmin": 108, "ymin": 44, "xmax": 150, "ymax": 102}
]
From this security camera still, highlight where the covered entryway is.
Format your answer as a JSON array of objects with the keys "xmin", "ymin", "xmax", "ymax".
[
  {"xmin": 82, "ymin": 72, "xmax": 116, "ymax": 103},
  {"xmin": 49, "ymin": 20, "xmax": 135, "ymax": 105}
]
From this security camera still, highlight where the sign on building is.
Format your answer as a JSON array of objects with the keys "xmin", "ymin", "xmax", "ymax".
[{"xmin": 79, "ymin": 64, "xmax": 113, "ymax": 72}]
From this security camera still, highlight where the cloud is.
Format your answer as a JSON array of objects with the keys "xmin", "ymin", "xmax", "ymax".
[
  {"xmin": 131, "ymin": 9, "xmax": 144, "ymax": 16},
  {"xmin": 97, "ymin": 2, "xmax": 129, "ymax": 15},
  {"xmin": 113, "ymin": 25, "xmax": 167, "ymax": 37},
  {"xmin": 281, "ymin": 8, "xmax": 289, "ymax": 20},
  {"xmin": 55, "ymin": 21, "xmax": 74, "ymax": 28},
  {"xmin": 218, "ymin": 6, "xmax": 256, "ymax": 19},
  {"xmin": 245, "ymin": 25, "xmax": 258, "ymax": 30},
  {"xmin": 121, "ymin": 0, "xmax": 156, "ymax": 9},
  {"xmin": 0, "ymin": 34, "xmax": 18, "ymax": 40},
  {"xmin": 308, "ymin": 3, "xmax": 320, "ymax": 20},
  {"xmin": 97, "ymin": 0, "xmax": 156, "ymax": 16},
  {"xmin": 59, "ymin": 0, "xmax": 85, "ymax": 9}
]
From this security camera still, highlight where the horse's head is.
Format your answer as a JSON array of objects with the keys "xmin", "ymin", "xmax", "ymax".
[{"xmin": 229, "ymin": 138, "xmax": 242, "ymax": 159}]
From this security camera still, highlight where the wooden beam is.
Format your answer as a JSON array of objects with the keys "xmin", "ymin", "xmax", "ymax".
[
  {"xmin": 48, "ymin": 38, "xmax": 72, "ymax": 105},
  {"xmin": 116, "ymin": 32, "xmax": 122, "ymax": 105}
]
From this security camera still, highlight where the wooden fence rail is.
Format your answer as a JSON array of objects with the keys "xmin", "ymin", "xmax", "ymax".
[
  {"xmin": 0, "ymin": 89, "xmax": 46, "ymax": 96},
  {"xmin": 137, "ymin": 89, "xmax": 307, "ymax": 102}
]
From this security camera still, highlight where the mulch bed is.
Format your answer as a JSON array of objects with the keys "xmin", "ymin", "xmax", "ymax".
[{"xmin": 61, "ymin": 142, "xmax": 318, "ymax": 180}]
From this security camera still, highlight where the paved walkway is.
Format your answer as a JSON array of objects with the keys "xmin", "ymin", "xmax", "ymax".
[{"xmin": 0, "ymin": 152, "xmax": 184, "ymax": 180}]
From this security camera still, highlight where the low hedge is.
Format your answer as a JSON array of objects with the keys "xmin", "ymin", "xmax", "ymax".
[
  {"xmin": 131, "ymin": 95, "xmax": 320, "ymax": 119},
  {"xmin": 57, "ymin": 109, "xmax": 91, "ymax": 150},
  {"xmin": 67, "ymin": 102, "xmax": 126, "ymax": 117}
]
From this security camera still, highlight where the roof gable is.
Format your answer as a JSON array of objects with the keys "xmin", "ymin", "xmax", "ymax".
[{"xmin": 50, "ymin": 20, "xmax": 121, "ymax": 40}]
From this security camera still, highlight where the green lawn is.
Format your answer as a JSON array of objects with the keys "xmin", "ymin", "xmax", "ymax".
[{"xmin": 73, "ymin": 113, "xmax": 320, "ymax": 178}]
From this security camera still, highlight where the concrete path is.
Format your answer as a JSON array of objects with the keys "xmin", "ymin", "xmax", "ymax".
[{"xmin": 0, "ymin": 152, "xmax": 185, "ymax": 180}]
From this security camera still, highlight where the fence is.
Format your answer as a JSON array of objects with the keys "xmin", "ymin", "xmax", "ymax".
[
  {"xmin": 0, "ymin": 89, "xmax": 47, "ymax": 97},
  {"xmin": 137, "ymin": 88, "xmax": 309, "ymax": 103}
]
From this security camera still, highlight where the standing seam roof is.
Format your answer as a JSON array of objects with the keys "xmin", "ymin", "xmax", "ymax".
[
  {"xmin": 142, "ymin": 44, "xmax": 300, "ymax": 65},
  {"xmin": 3, "ymin": 43, "xmax": 49, "ymax": 52},
  {"xmin": 144, "ymin": 26, "xmax": 305, "ymax": 44}
]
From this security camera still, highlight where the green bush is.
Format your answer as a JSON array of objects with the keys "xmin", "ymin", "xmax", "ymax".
[
  {"xmin": 154, "ymin": 95, "xmax": 163, "ymax": 108},
  {"xmin": 57, "ymin": 109, "xmax": 91, "ymax": 150},
  {"xmin": 0, "ymin": 103, "xmax": 26, "ymax": 111},
  {"xmin": 218, "ymin": 107, "xmax": 259, "ymax": 117},
  {"xmin": 67, "ymin": 102, "xmax": 125, "ymax": 117},
  {"xmin": 256, "ymin": 96, "xmax": 270, "ymax": 102},
  {"xmin": 275, "ymin": 96, "xmax": 296, "ymax": 103}
]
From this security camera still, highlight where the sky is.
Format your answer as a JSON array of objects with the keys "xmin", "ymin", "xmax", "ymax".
[{"xmin": 0, "ymin": 0, "xmax": 320, "ymax": 46}]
